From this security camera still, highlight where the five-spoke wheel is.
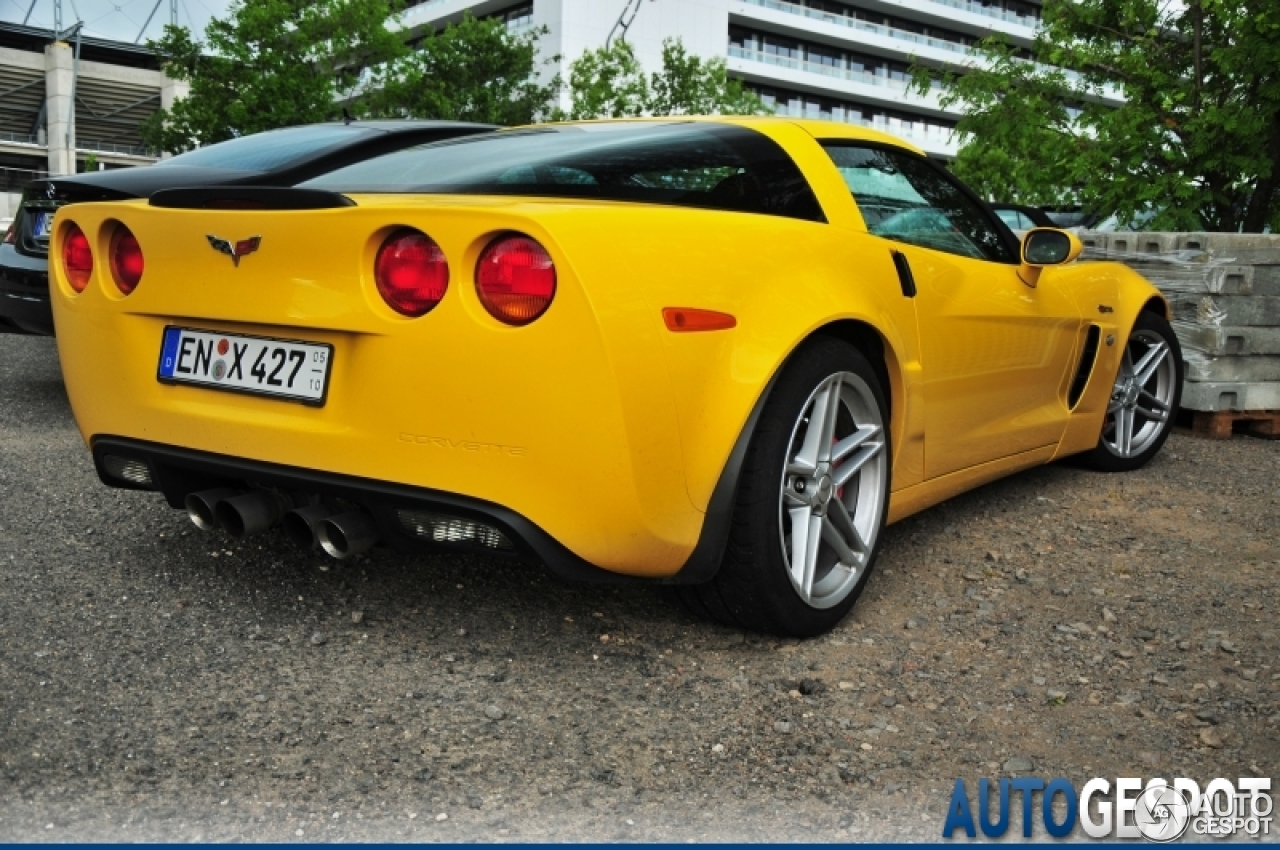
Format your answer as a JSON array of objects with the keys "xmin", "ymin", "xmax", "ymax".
[
  {"xmin": 678, "ymin": 338, "xmax": 891, "ymax": 637},
  {"xmin": 1082, "ymin": 311, "xmax": 1183, "ymax": 472},
  {"xmin": 779, "ymin": 371, "xmax": 886, "ymax": 610}
]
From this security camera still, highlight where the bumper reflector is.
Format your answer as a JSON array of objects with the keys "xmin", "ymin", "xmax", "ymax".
[
  {"xmin": 397, "ymin": 509, "xmax": 514, "ymax": 551},
  {"xmin": 102, "ymin": 455, "xmax": 154, "ymax": 487}
]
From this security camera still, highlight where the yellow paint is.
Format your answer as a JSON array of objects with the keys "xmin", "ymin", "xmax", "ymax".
[{"xmin": 50, "ymin": 117, "xmax": 1163, "ymax": 577}]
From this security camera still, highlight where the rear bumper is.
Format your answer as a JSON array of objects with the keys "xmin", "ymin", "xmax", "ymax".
[
  {"xmin": 0, "ymin": 244, "xmax": 52, "ymax": 336},
  {"xmin": 93, "ymin": 436, "xmax": 656, "ymax": 584}
]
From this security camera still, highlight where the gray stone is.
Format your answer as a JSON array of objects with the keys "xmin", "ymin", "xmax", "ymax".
[
  {"xmin": 1003, "ymin": 757, "xmax": 1034, "ymax": 773},
  {"xmin": 309, "ymin": 632, "xmax": 327, "ymax": 646},
  {"xmin": 484, "ymin": 705, "xmax": 505, "ymax": 721}
]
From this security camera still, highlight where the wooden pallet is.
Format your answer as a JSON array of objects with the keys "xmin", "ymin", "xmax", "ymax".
[{"xmin": 1189, "ymin": 409, "xmax": 1280, "ymax": 440}]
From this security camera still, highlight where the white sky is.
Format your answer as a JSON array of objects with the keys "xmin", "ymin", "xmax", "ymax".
[{"xmin": 1, "ymin": 0, "xmax": 226, "ymax": 44}]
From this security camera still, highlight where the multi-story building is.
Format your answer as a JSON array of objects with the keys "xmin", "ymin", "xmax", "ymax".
[
  {"xmin": 0, "ymin": 20, "xmax": 187, "ymax": 215},
  {"xmin": 399, "ymin": 0, "xmax": 1043, "ymax": 159}
]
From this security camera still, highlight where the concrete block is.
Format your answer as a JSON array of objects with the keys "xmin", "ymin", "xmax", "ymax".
[
  {"xmin": 1176, "ymin": 324, "xmax": 1280, "ymax": 356},
  {"xmin": 1134, "ymin": 232, "xmax": 1180, "ymax": 256},
  {"xmin": 1078, "ymin": 232, "xmax": 1107, "ymax": 257},
  {"xmin": 1180, "ymin": 380, "xmax": 1280, "ymax": 412},
  {"xmin": 1183, "ymin": 354, "xmax": 1280, "ymax": 383},
  {"xmin": 1249, "ymin": 266, "xmax": 1280, "ymax": 296},
  {"xmin": 1169, "ymin": 294, "xmax": 1280, "ymax": 327},
  {"xmin": 1105, "ymin": 233, "xmax": 1138, "ymax": 255},
  {"xmin": 1198, "ymin": 234, "xmax": 1280, "ymax": 265},
  {"xmin": 1176, "ymin": 232, "xmax": 1213, "ymax": 252}
]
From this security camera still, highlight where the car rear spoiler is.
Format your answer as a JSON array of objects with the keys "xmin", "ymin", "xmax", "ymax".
[{"xmin": 149, "ymin": 187, "xmax": 356, "ymax": 210}]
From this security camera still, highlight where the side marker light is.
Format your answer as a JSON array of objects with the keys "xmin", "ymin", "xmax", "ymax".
[{"xmin": 662, "ymin": 308, "xmax": 737, "ymax": 333}]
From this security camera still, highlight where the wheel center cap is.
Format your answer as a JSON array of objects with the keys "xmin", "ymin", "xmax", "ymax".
[{"xmin": 814, "ymin": 474, "xmax": 834, "ymax": 505}]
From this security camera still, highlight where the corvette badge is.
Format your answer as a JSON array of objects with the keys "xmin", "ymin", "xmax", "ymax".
[{"xmin": 207, "ymin": 234, "xmax": 262, "ymax": 267}]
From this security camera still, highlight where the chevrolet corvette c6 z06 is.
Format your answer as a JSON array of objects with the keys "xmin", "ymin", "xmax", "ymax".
[{"xmin": 49, "ymin": 118, "xmax": 1182, "ymax": 636}]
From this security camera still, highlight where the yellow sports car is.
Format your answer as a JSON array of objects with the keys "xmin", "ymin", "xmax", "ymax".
[{"xmin": 49, "ymin": 118, "xmax": 1182, "ymax": 636}]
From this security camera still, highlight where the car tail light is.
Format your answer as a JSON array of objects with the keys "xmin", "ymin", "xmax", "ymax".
[
  {"xmin": 62, "ymin": 222, "xmax": 93, "ymax": 292},
  {"xmin": 475, "ymin": 234, "xmax": 556, "ymax": 326},
  {"xmin": 109, "ymin": 224, "xmax": 144, "ymax": 294},
  {"xmin": 374, "ymin": 228, "xmax": 449, "ymax": 317}
]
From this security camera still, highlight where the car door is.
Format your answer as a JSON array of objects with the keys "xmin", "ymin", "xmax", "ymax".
[{"xmin": 821, "ymin": 143, "xmax": 1082, "ymax": 479}]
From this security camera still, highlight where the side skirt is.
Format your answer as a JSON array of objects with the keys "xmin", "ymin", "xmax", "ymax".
[{"xmin": 886, "ymin": 445, "xmax": 1058, "ymax": 524}]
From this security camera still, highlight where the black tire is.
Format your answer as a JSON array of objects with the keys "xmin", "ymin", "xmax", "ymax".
[
  {"xmin": 1078, "ymin": 311, "xmax": 1183, "ymax": 473},
  {"xmin": 679, "ymin": 337, "xmax": 891, "ymax": 637}
]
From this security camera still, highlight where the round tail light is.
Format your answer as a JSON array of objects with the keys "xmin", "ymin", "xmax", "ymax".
[
  {"xmin": 62, "ymin": 223, "xmax": 93, "ymax": 293},
  {"xmin": 374, "ymin": 228, "xmax": 449, "ymax": 317},
  {"xmin": 109, "ymin": 224, "xmax": 144, "ymax": 294},
  {"xmin": 475, "ymin": 235, "xmax": 556, "ymax": 326}
]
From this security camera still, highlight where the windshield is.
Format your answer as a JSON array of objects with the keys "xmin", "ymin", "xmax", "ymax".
[
  {"xmin": 303, "ymin": 123, "xmax": 825, "ymax": 222},
  {"xmin": 158, "ymin": 125, "xmax": 378, "ymax": 172}
]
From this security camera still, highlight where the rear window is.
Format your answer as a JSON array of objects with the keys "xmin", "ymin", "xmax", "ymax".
[
  {"xmin": 303, "ymin": 123, "xmax": 825, "ymax": 222},
  {"xmin": 159, "ymin": 125, "xmax": 378, "ymax": 172}
]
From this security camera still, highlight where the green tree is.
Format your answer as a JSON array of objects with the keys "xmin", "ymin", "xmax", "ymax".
[
  {"xmin": 916, "ymin": 1, "xmax": 1280, "ymax": 232},
  {"xmin": 363, "ymin": 14, "xmax": 558, "ymax": 125},
  {"xmin": 564, "ymin": 39, "xmax": 648, "ymax": 119},
  {"xmin": 566, "ymin": 38, "xmax": 770, "ymax": 120},
  {"xmin": 142, "ymin": 0, "xmax": 407, "ymax": 153}
]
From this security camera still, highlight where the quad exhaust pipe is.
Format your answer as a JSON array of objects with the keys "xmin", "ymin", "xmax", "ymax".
[{"xmin": 184, "ymin": 488, "xmax": 380, "ymax": 557}]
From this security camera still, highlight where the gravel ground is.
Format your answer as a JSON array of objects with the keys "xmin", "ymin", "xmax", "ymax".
[{"xmin": 0, "ymin": 333, "xmax": 1277, "ymax": 842}]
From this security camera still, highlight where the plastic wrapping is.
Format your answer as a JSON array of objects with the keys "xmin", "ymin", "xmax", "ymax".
[{"xmin": 1076, "ymin": 231, "xmax": 1280, "ymax": 364}]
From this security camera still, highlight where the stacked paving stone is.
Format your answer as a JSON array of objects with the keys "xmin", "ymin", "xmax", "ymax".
[{"xmin": 1076, "ymin": 231, "xmax": 1280, "ymax": 438}]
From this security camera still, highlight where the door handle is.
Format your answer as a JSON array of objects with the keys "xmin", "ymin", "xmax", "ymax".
[{"xmin": 890, "ymin": 250, "xmax": 917, "ymax": 298}]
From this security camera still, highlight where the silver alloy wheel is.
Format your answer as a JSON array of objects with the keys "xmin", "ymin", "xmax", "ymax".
[
  {"xmin": 1103, "ymin": 328, "xmax": 1176, "ymax": 458},
  {"xmin": 778, "ymin": 371, "xmax": 887, "ymax": 610}
]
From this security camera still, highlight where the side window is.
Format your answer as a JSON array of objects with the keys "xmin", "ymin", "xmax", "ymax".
[{"xmin": 821, "ymin": 143, "xmax": 1015, "ymax": 262}]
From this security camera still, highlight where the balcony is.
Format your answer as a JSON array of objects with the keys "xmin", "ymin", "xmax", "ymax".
[
  {"xmin": 737, "ymin": 0, "xmax": 976, "ymax": 56},
  {"xmin": 729, "ymin": 45, "xmax": 913, "ymax": 91},
  {"xmin": 0, "ymin": 131, "xmax": 40, "ymax": 147},
  {"xmin": 766, "ymin": 101, "xmax": 959, "ymax": 156},
  {"xmin": 77, "ymin": 141, "xmax": 157, "ymax": 159}
]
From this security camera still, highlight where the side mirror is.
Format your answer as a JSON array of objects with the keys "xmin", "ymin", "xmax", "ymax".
[{"xmin": 1018, "ymin": 228, "xmax": 1083, "ymax": 288}]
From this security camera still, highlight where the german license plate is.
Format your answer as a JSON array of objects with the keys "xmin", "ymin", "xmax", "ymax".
[
  {"xmin": 157, "ymin": 327, "xmax": 333, "ymax": 405},
  {"xmin": 32, "ymin": 212, "xmax": 54, "ymax": 239}
]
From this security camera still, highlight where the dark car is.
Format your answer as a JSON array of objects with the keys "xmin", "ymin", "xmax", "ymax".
[
  {"xmin": 990, "ymin": 202, "xmax": 1057, "ymax": 231},
  {"xmin": 0, "ymin": 120, "xmax": 495, "ymax": 335}
]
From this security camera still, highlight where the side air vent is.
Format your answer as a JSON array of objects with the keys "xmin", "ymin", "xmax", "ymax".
[
  {"xmin": 1068, "ymin": 324, "xmax": 1102, "ymax": 408},
  {"xmin": 149, "ymin": 187, "xmax": 355, "ymax": 210}
]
